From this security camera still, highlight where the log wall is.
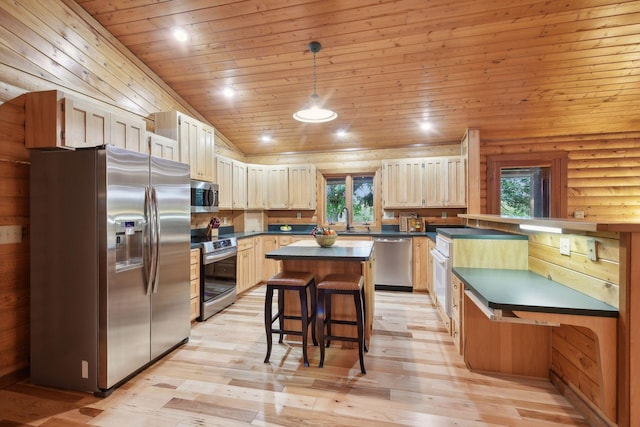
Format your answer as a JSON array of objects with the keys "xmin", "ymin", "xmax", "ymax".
[{"xmin": 480, "ymin": 133, "xmax": 640, "ymax": 220}]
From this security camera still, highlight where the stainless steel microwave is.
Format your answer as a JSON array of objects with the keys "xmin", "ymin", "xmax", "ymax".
[{"xmin": 190, "ymin": 180, "xmax": 219, "ymax": 213}]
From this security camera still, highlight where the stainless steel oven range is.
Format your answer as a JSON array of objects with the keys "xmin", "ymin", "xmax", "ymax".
[{"xmin": 197, "ymin": 237, "xmax": 238, "ymax": 321}]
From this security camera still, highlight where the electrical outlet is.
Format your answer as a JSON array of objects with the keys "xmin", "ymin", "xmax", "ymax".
[
  {"xmin": 0, "ymin": 225, "xmax": 22, "ymax": 244},
  {"xmin": 296, "ymin": 212, "xmax": 301, "ymax": 219},
  {"xmin": 587, "ymin": 238, "xmax": 598, "ymax": 261},
  {"xmin": 441, "ymin": 212, "xmax": 447, "ymax": 218},
  {"xmin": 559, "ymin": 237, "xmax": 571, "ymax": 256}
]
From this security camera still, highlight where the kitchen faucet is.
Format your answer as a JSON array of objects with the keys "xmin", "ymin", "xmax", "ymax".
[{"xmin": 343, "ymin": 207, "xmax": 352, "ymax": 231}]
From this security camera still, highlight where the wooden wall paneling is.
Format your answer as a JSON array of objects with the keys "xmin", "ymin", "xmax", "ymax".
[
  {"xmin": 0, "ymin": 97, "xmax": 29, "ymax": 387},
  {"xmin": 481, "ymin": 134, "xmax": 640, "ymax": 220}
]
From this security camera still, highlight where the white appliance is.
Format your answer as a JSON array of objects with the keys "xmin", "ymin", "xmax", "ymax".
[
  {"xmin": 30, "ymin": 146, "xmax": 191, "ymax": 396},
  {"xmin": 430, "ymin": 234, "xmax": 452, "ymax": 318}
]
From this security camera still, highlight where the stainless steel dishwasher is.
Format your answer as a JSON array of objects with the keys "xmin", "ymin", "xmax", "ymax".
[{"xmin": 373, "ymin": 237, "xmax": 413, "ymax": 291}]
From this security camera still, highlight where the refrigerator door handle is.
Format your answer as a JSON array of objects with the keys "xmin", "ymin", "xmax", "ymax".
[
  {"xmin": 150, "ymin": 186, "xmax": 161, "ymax": 293},
  {"xmin": 144, "ymin": 186, "xmax": 154, "ymax": 295}
]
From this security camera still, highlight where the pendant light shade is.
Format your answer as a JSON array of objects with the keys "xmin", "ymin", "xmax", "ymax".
[{"xmin": 293, "ymin": 41, "xmax": 337, "ymax": 123}]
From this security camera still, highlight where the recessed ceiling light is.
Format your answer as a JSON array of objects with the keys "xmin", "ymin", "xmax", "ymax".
[
  {"xmin": 172, "ymin": 27, "xmax": 189, "ymax": 42},
  {"xmin": 261, "ymin": 134, "xmax": 272, "ymax": 143},
  {"xmin": 223, "ymin": 87, "xmax": 235, "ymax": 98},
  {"xmin": 420, "ymin": 122, "xmax": 432, "ymax": 131},
  {"xmin": 336, "ymin": 129, "xmax": 348, "ymax": 138}
]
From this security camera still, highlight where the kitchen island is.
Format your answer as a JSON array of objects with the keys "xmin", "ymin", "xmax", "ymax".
[{"xmin": 265, "ymin": 240, "xmax": 375, "ymax": 344}]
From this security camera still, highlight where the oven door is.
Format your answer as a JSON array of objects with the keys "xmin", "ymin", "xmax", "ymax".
[
  {"xmin": 199, "ymin": 248, "xmax": 237, "ymax": 321},
  {"xmin": 430, "ymin": 248, "xmax": 451, "ymax": 318}
]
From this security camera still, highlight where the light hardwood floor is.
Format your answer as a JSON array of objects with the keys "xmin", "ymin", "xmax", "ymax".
[{"xmin": 0, "ymin": 288, "xmax": 588, "ymax": 426}]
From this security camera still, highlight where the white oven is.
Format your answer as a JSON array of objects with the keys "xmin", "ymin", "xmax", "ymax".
[{"xmin": 430, "ymin": 235, "xmax": 452, "ymax": 319}]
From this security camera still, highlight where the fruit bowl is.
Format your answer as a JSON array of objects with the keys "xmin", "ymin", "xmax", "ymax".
[{"xmin": 315, "ymin": 234, "xmax": 337, "ymax": 247}]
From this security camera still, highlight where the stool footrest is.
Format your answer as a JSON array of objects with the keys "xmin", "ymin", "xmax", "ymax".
[{"xmin": 323, "ymin": 335, "xmax": 359, "ymax": 343}]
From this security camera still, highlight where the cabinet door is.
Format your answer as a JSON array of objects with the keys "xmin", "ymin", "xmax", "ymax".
[
  {"xmin": 445, "ymin": 156, "xmax": 466, "ymax": 207},
  {"xmin": 178, "ymin": 114, "xmax": 199, "ymax": 178},
  {"xmin": 111, "ymin": 111, "xmax": 146, "ymax": 154},
  {"xmin": 216, "ymin": 156, "xmax": 233, "ymax": 209},
  {"xmin": 247, "ymin": 164, "xmax": 267, "ymax": 209},
  {"xmin": 288, "ymin": 165, "xmax": 316, "ymax": 209},
  {"xmin": 261, "ymin": 235, "xmax": 279, "ymax": 280},
  {"xmin": 412, "ymin": 237, "xmax": 430, "ymax": 291},
  {"xmin": 381, "ymin": 160, "xmax": 402, "ymax": 208},
  {"xmin": 196, "ymin": 124, "xmax": 215, "ymax": 182},
  {"xmin": 64, "ymin": 97, "xmax": 110, "ymax": 148},
  {"xmin": 424, "ymin": 157, "xmax": 446, "ymax": 207},
  {"xmin": 382, "ymin": 159, "xmax": 423, "ymax": 208},
  {"xmin": 189, "ymin": 249, "xmax": 200, "ymax": 321},
  {"xmin": 149, "ymin": 133, "xmax": 179, "ymax": 161},
  {"xmin": 267, "ymin": 166, "xmax": 289, "ymax": 209},
  {"xmin": 237, "ymin": 239, "xmax": 255, "ymax": 294},
  {"xmin": 232, "ymin": 160, "xmax": 247, "ymax": 209}
]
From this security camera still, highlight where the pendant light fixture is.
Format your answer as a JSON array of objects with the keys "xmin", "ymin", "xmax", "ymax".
[{"xmin": 293, "ymin": 41, "xmax": 337, "ymax": 123}]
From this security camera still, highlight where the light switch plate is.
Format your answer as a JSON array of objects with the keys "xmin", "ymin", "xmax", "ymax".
[
  {"xmin": 559, "ymin": 237, "xmax": 571, "ymax": 256},
  {"xmin": 0, "ymin": 225, "xmax": 22, "ymax": 244}
]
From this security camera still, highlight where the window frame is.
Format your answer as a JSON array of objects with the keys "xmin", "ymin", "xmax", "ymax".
[
  {"xmin": 487, "ymin": 152, "xmax": 567, "ymax": 218},
  {"xmin": 322, "ymin": 173, "xmax": 376, "ymax": 228}
]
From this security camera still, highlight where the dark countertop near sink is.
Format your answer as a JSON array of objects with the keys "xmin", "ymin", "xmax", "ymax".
[{"xmin": 218, "ymin": 228, "xmax": 438, "ymax": 241}]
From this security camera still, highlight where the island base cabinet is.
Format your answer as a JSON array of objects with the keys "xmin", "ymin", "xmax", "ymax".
[
  {"xmin": 279, "ymin": 259, "xmax": 374, "ymax": 348},
  {"xmin": 463, "ymin": 293, "xmax": 552, "ymax": 378}
]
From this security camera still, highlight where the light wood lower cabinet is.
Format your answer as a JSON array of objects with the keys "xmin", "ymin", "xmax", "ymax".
[
  {"xmin": 413, "ymin": 237, "xmax": 430, "ymax": 291},
  {"xmin": 451, "ymin": 275, "xmax": 463, "ymax": 354},
  {"xmin": 237, "ymin": 238, "xmax": 255, "ymax": 295},
  {"xmin": 190, "ymin": 249, "xmax": 200, "ymax": 322},
  {"xmin": 261, "ymin": 235, "xmax": 279, "ymax": 281}
]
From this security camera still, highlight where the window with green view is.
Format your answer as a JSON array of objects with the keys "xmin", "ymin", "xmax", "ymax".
[{"xmin": 325, "ymin": 175, "xmax": 374, "ymax": 225}]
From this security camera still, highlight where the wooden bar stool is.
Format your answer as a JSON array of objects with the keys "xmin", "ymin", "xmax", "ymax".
[
  {"xmin": 264, "ymin": 271, "xmax": 318, "ymax": 367},
  {"xmin": 316, "ymin": 273, "xmax": 367, "ymax": 374}
]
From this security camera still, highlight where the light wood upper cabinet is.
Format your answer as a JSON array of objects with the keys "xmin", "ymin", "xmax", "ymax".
[
  {"xmin": 445, "ymin": 156, "xmax": 466, "ymax": 207},
  {"xmin": 382, "ymin": 159, "xmax": 424, "ymax": 208},
  {"xmin": 111, "ymin": 111, "xmax": 146, "ymax": 154},
  {"xmin": 288, "ymin": 164, "xmax": 317, "ymax": 209},
  {"xmin": 148, "ymin": 132, "xmax": 179, "ymax": 161},
  {"xmin": 232, "ymin": 159, "xmax": 247, "ymax": 209},
  {"xmin": 247, "ymin": 164, "xmax": 267, "ymax": 209},
  {"xmin": 216, "ymin": 155, "xmax": 233, "ymax": 209},
  {"xmin": 26, "ymin": 90, "xmax": 147, "ymax": 150},
  {"xmin": 424, "ymin": 156, "xmax": 466, "ymax": 207},
  {"xmin": 264, "ymin": 164, "xmax": 316, "ymax": 210},
  {"xmin": 63, "ymin": 96, "xmax": 110, "ymax": 149},
  {"xmin": 267, "ymin": 165, "xmax": 289, "ymax": 209},
  {"xmin": 154, "ymin": 110, "xmax": 214, "ymax": 181}
]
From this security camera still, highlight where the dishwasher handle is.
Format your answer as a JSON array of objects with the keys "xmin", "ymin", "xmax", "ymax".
[{"xmin": 373, "ymin": 237, "xmax": 410, "ymax": 243}]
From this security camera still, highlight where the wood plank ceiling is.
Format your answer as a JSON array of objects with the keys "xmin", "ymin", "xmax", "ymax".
[{"xmin": 73, "ymin": 0, "xmax": 640, "ymax": 156}]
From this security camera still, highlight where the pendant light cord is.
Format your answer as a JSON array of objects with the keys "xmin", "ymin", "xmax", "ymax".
[{"xmin": 313, "ymin": 51, "xmax": 317, "ymax": 96}]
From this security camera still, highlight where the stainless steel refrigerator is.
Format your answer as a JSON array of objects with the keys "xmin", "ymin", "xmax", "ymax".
[{"xmin": 30, "ymin": 145, "xmax": 190, "ymax": 396}]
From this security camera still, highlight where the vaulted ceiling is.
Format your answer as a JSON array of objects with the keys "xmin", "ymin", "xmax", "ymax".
[{"xmin": 74, "ymin": 0, "xmax": 640, "ymax": 156}]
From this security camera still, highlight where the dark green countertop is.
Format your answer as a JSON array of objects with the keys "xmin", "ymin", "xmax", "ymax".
[
  {"xmin": 436, "ymin": 228, "xmax": 528, "ymax": 240},
  {"xmin": 265, "ymin": 241, "xmax": 374, "ymax": 262},
  {"xmin": 453, "ymin": 267, "xmax": 618, "ymax": 317}
]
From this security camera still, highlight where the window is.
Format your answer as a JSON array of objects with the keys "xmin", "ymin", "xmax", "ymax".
[
  {"xmin": 487, "ymin": 152, "xmax": 567, "ymax": 218},
  {"xmin": 500, "ymin": 167, "xmax": 550, "ymax": 217},
  {"xmin": 325, "ymin": 175, "xmax": 374, "ymax": 225}
]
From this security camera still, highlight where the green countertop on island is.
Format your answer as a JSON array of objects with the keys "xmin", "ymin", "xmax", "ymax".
[
  {"xmin": 453, "ymin": 267, "xmax": 618, "ymax": 317},
  {"xmin": 265, "ymin": 240, "xmax": 374, "ymax": 262}
]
